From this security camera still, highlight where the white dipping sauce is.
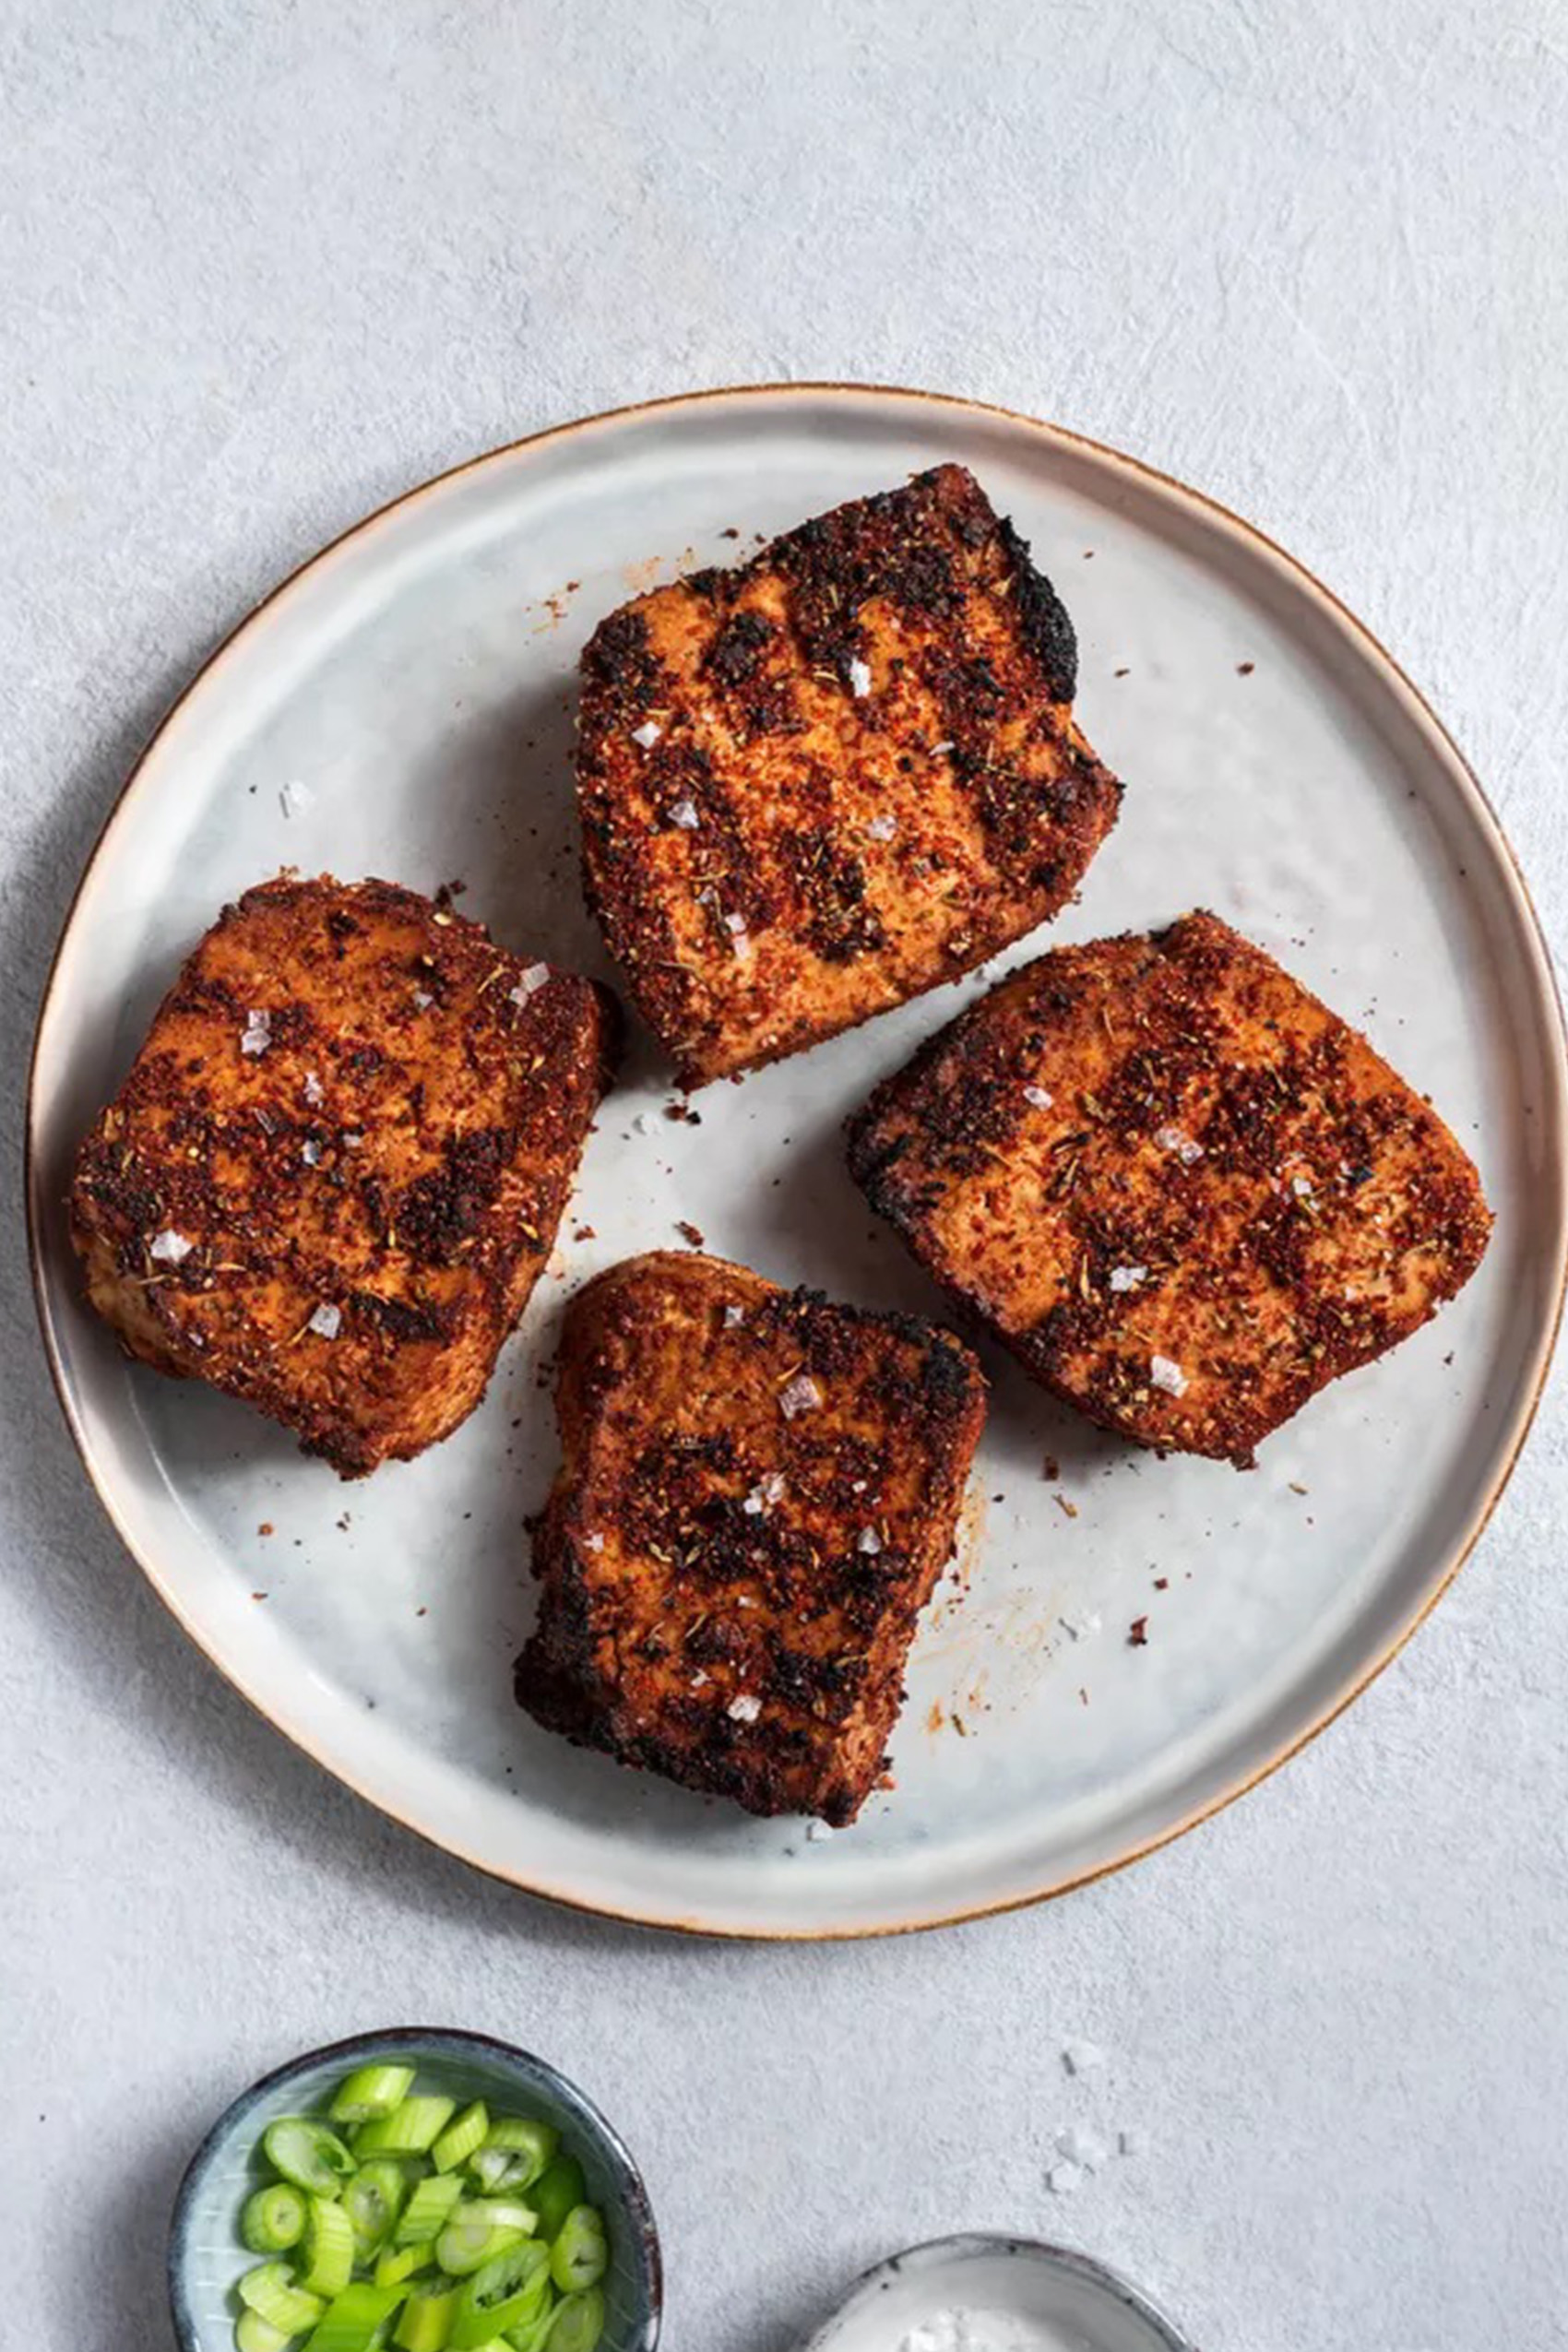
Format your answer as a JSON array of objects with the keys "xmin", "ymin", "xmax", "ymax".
[{"xmin": 897, "ymin": 2310, "xmax": 1091, "ymax": 2352}]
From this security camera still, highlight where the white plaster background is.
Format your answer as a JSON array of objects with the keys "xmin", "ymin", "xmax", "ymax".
[{"xmin": 3, "ymin": 4, "xmax": 1566, "ymax": 2346}]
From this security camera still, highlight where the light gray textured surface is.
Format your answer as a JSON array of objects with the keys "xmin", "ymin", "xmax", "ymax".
[{"xmin": 3, "ymin": 5, "xmax": 1566, "ymax": 2348}]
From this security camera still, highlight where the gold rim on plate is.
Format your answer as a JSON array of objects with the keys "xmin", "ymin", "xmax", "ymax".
[{"xmin": 26, "ymin": 381, "xmax": 1568, "ymax": 1939}]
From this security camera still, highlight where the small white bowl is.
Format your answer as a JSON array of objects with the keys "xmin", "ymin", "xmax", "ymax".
[{"xmin": 803, "ymin": 2234, "xmax": 1194, "ymax": 2352}]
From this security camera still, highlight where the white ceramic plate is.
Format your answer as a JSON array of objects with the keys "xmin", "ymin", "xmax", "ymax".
[{"xmin": 29, "ymin": 385, "xmax": 1567, "ymax": 1938}]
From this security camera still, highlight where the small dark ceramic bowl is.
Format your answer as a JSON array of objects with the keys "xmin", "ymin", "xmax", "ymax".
[{"xmin": 169, "ymin": 2026, "xmax": 661, "ymax": 2351}]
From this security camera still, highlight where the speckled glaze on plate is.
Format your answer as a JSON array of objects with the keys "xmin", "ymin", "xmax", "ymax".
[
  {"xmin": 802, "ymin": 2233, "xmax": 1194, "ymax": 2352},
  {"xmin": 167, "ymin": 2027, "xmax": 660, "ymax": 2352},
  {"xmin": 28, "ymin": 384, "xmax": 1568, "ymax": 1937}
]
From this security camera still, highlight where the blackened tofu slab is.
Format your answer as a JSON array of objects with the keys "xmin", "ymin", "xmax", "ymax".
[
  {"xmin": 70, "ymin": 875, "xmax": 618, "ymax": 1477},
  {"xmin": 515, "ymin": 1251, "xmax": 986, "ymax": 1823},
  {"xmin": 576, "ymin": 464, "xmax": 1122, "ymax": 1087},
  {"xmin": 848, "ymin": 911, "xmax": 1491, "ymax": 1465}
]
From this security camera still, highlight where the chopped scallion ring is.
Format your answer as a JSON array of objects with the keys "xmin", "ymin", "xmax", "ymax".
[
  {"xmin": 431, "ymin": 2101, "xmax": 489, "ymax": 2175},
  {"xmin": 434, "ymin": 2205, "xmax": 527, "ymax": 2278},
  {"xmin": 467, "ymin": 2144, "xmax": 537, "ymax": 2193},
  {"xmin": 393, "ymin": 2172, "xmax": 464, "ymax": 2248},
  {"xmin": 328, "ymin": 2065, "xmax": 417, "ymax": 2125},
  {"xmin": 241, "ymin": 2184, "xmax": 307, "ymax": 2254},
  {"xmin": 448, "ymin": 2238, "xmax": 551, "ymax": 2349},
  {"xmin": 299, "ymin": 2195, "xmax": 356, "ymax": 2299},
  {"xmin": 549, "ymin": 2207, "xmax": 608, "ymax": 2296},
  {"xmin": 297, "ymin": 2279, "xmax": 403, "ymax": 2351},
  {"xmin": 351, "ymin": 2097, "xmax": 456, "ymax": 2158},
  {"xmin": 263, "ymin": 2118, "xmax": 358, "ymax": 2198},
  {"xmin": 234, "ymin": 2314, "xmax": 292, "ymax": 2352},
  {"xmin": 373, "ymin": 2241, "xmax": 434, "ymax": 2288},
  {"xmin": 236, "ymin": 2260, "xmax": 326, "ymax": 2334},
  {"xmin": 391, "ymin": 2282, "xmax": 458, "ymax": 2352},
  {"xmin": 343, "ymin": 2161, "xmax": 409, "ymax": 2261},
  {"xmin": 546, "ymin": 2286, "xmax": 606, "ymax": 2352},
  {"xmin": 480, "ymin": 2118, "xmax": 558, "ymax": 2184},
  {"xmin": 529, "ymin": 2156, "xmax": 585, "ymax": 2244}
]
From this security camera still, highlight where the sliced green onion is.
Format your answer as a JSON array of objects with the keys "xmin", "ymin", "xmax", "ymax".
[
  {"xmin": 235, "ymin": 2314, "xmax": 292, "ymax": 2352},
  {"xmin": 265, "ymin": 2119, "xmax": 359, "ymax": 2199},
  {"xmin": 392, "ymin": 2283, "xmax": 458, "ymax": 2352},
  {"xmin": 434, "ymin": 2204, "xmax": 528, "ymax": 2278},
  {"xmin": 243, "ymin": 2183, "xmax": 308, "ymax": 2253},
  {"xmin": 528, "ymin": 2159, "xmax": 585, "ymax": 2245},
  {"xmin": 374, "ymin": 2241, "xmax": 435, "ymax": 2288},
  {"xmin": 329, "ymin": 2065, "xmax": 417, "ymax": 2124},
  {"xmin": 480, "ymin": 2119, "xmax": 557, "ymax": 2185},
  {"xmin": 463, "ymin": 2198, "xmax": 537, "ymax": 2239},
  {"xmin": 353, "ymin": 2097, "xmax": 457, "ymax": 2158},
  {"xmin": 448, "ymin": 2239, "xmax": 551, "ymax": 2349},
  {"xmin": 431, "ymin": 2101, "xmax": 489, "ymax": 2175},
  {"xmin": 300, "ymin": 2280, "xmax": 404, "ymax": 2351},
  {"xmin": 345, "ymin": 2160, "xmax": 410, "ymax": 2260},
  {"xmin": 394, "ymin": 2172, "xmax": 465, "ymax": 2247},
  {"xmin": 545, "ymin": 2287, "xmax": 604, "ymax": 2352},
  {"xmin": 505, "ymin": 2305, "xmax": 559, "ymax": 2352},
  {"xmin": 237, "ymin": 2260, "xmax": 327, "ymax": 2334},
  {"xmin": 299, "ymin": 2195, "xmax": 357, "ymax": 2299},
  {"xmin": 466, "ymin": 2147, "xmax": 537, "ymax": 2195},
  {"xmin": 547, "ymin": 2209, "xmax": 606, "ymax": 2297}
]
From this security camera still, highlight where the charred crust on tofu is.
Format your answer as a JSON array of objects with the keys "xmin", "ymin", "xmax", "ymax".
[
  {"xmin": 576, "ymin": 463, "xmax": 1120, "ymax": 1086},
  {"xmin": 848, "ymin": 911, "xmax": 1491, "ymax": 1465},
  {"xmin": 69, "ymin": 874, "xmax": 619, "ymax": 1477},
  {"xmin": 514, "ymin": 1250, "xmax": 986, "ymax": 1822}
]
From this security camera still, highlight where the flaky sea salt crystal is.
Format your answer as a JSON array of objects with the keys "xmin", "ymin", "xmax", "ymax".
[
  {"xmin": 1058, "ymin": 1610, "xmax": 1102, "ymax": 1643},
  {"xmin": 723, "ymin": 1305, "xmax": 746, "ymax": 1328},
  {"xmin": 1063, "ymin": 2039, "xmax": 1106, "ymax": 2075},
  {"xmin": 149, "ymin": 1229, "xmax": 193, "ymax": 1264},
  {"xmin": 723, "ymin": 910, "xmax": 747, "ymax": 934},
  {"xmin": 742, "ymin": 1472, "xmax": 787, "ymax": 1515},
  {"xmin": 1023, "ymin": 1084, "xmax": 1053, "ymax": 1109},
  {"xmin": 584, "ymin": 1533, "xmax": 604, "ymax": 1552},
  {"xmin": 669, "ymin": 799, "xmax": 700, "ymax": 829},
  {"xmin": 240, "ymin": 1008, "xmax": 272, "ymax": 1057},
  {"xmin": 778, "ymin": 1374, "xmax": 822, "ymax": 1420},
  {"xmin": 856, "ymin": 1526, "xmax": 883, "ymax": 1555},
  {"xmin": 866, "ymin": 812, "xmax": 898, "ymax": 842},
  {"xmin": 302, "ymin": 1140, "xmax": 322, "ymax": 1167},
  {"xmin": 1290, "ymin": 1172, "xmax": 1313, "ymax": 1197},
  {"xmin": 1058, "ymin": 2124, "xmax": 1109, "ymax": 2171},
  {"xmin": 279, "ymin": 778, "xmax": 315, "ymax": 819},
  {"xmin": 1150, "ymin": 1354, "xmax": 1188, "ymax": 1396},
  {"xmin": 631, "ymin": 719, "xmax": 662, "ymax": 748},
  {"xmin": 805, "ymin": 1818, "xmax": 835, "ymax": 1841},
  {"xmin": 1155, "ymin": 1123, "xmax": 1205, "ymax": 1164},
  {"xmin": 1046, "ymin": 2160, "xmax": 1083, "ymax": 2196},
  {"xmin": 848, "ymin": 657, "xmax": 873, "ymax": 697},
  {"xmin": 308, "ymin": 1303, "xmax": 342, "ymax": 1340},
  {"xmin": 728, "ymin": 1692, "xmax": 761, "ymax": 1723},
  {"xmin": 412, "ymin": 989, "xmax": 434, "ymax": 1010},
  {"xmin": 508, "ymin": 962, "xmax": 551, "ymax": 1007},
  {"xmin": 1109, "ymin": 1265, "xmax": 1147, "ymax": 1293},
  {"xmin": 303, "ymin": 1070, "xmax": 325, "ymax": 1107}
]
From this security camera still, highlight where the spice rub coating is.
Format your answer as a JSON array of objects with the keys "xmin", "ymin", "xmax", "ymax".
[
  {"xmin": 848, "ymin": 911, "xmax": 1491, "ymax": 1465},
  {"xmin": 70, "ymin": 875, "xmax": 618, "ymax": 1477},
  {"xmin": 515, "ymin": 1251, "xmax": 987, "ymax": 1823},
  {"xmin": 576, "ymin": 463, "xmax": 1122, "ymax": 1087}
]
